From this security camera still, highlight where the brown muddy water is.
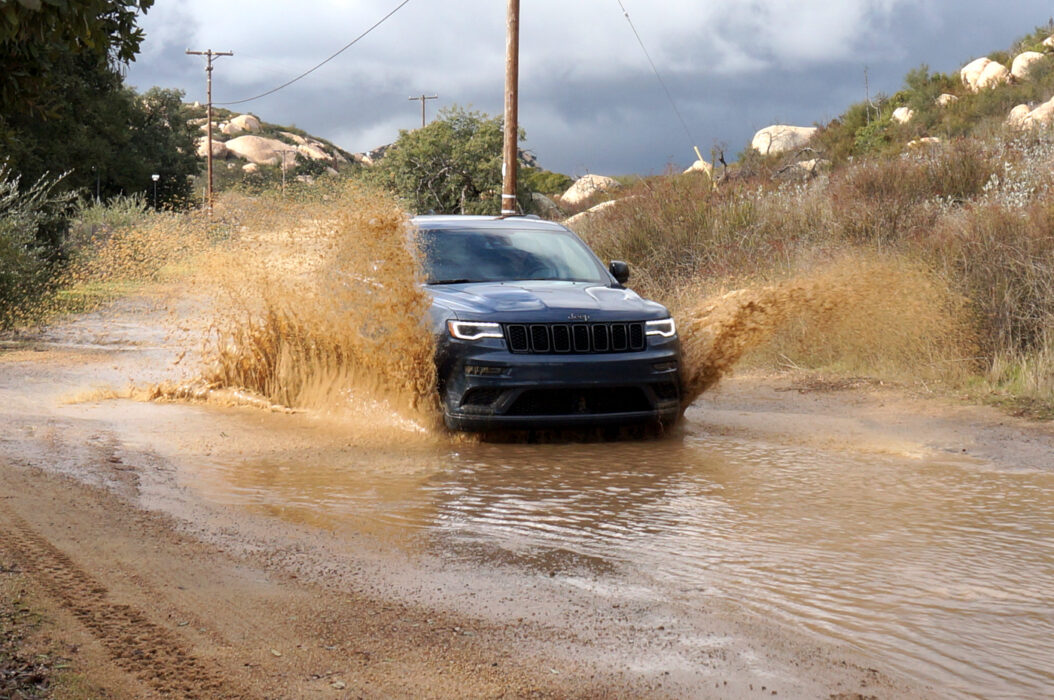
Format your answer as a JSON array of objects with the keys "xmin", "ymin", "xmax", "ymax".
[
  {"xmin": 10, "ymin": 293, "xmax": 1053, "ymax": 698},
  {"xmin": 14, "ymin": 196, "xmax": 1051, "ymax": 696},
  {"xmin": 177, "ymin": 424, "xmax": 1053, "ymax": 698}
]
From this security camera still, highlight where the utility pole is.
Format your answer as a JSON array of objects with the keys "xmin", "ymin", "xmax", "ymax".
[
  {"xmin": 501, "ymin": 0, "xmax": 520, "ymax": 217},
  {"xmin": 408, "ymin": 94, "xmax": 438, "ymax": 128},
  {"xmin": 186, "ymin": 48, "xmax": 233, "ymax": 216}
]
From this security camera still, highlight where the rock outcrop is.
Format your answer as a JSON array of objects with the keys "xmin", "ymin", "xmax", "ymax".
[
  {"xmin": 750, "ymin": 125, "xmax": 817, "ymax": 156},
  {"xmin": 960, "ymin": 57, "xmax": 991, "ymax": 91},
  {"xmin": 221, "ymin": 114, "xmax": 262, "ymax": 136},
  {"xmin": 1011, "ymin": 51, "xmax": 1045, "ymax": 80},
  {"xmin": 962, "ymin": 57, "xmax": 1010, "ymax": 91},
  {"xmin": 1008, "ymin": 96, "xmax": 1054, "ymax": 128},
  {"xmin": 564, "ymin": 199, "xmax": 620, "ymax": 228},
  {"xmin": 936, "ymin": 93, "xmax": 958, "ymax": 107},
  {"xmin": 195, "ymin": 138, "xmax": 228, "ymax": 159},
  {"xmin": 907, "ymin": 137, "xmax": 942, "ymax": 149},
  {"xmin": 560, "ymin": 174, "xmax": 620, "ymax": 206},
  {"xmin": 224, "ymin": 135, "xmax": 299, "ymax": 168},
  {"xmin": 682, "ymin": 159, "xmax": 713, "ymax": 177},
  {"xmin": 978, "ymin": 60, "xmax": 1011, "ymax": 89},
  {"xmin": 1006, "ymin": 103, "xmax": 1033, "ymax": 127},
  {"xmin": 892, "ymin": 107, "xmax": 915, "ymax": 124},
  {"xmin": 530, "ymin": 192, "xmax": 562, "ymax": 219}
]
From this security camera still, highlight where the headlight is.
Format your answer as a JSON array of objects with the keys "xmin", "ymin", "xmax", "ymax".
[
  {"xmin": 448, "ymin": 320, "xmax": 503, "ymax": 341},
  {"xmin": 645, "ymin": 318, "xmax": 677, "ymax": 338}
]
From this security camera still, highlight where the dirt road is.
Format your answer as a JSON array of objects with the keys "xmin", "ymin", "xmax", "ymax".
[{"xmin": 1, "ymin": 297, "xmax": 1051, "ymax": 698}]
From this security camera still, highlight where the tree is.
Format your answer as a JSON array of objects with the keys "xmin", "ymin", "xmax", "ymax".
[
  {"xmin": 371, "ymin": 106, "xmax": 527, "ymax": 215},
  {"xmin": 1, "ymin": 1, "xmax": 197, "ymax": 208},
  {"xmin": 0, "ymin": 0, "xmax": 153, "ymax": 122}
]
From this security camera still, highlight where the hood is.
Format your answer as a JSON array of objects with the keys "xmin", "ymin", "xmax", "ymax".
[{"xmin": 426, "ymin": 281, "xmax": 669, "ymax": 323}]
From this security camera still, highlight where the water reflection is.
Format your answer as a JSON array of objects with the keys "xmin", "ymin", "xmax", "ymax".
[{"xmin": 189, "ymin": 425, "xmax": 1054, "ymax": 698}]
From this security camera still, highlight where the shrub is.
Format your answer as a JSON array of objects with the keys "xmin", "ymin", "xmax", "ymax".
[{"xmin": 0, "ymin": 165, "xmax": 75, "ymax": 327}]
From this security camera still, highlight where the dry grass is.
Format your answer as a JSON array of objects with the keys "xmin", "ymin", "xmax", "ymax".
[{"xmin": 572, "ymin": 131, "xmax": 1054, "ymax": 410}]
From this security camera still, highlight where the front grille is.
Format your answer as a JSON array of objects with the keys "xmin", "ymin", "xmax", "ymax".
[
  {"xmin": 504, "ymin": 322, "xmax": 647, "ymax": 354},
  {"xmin": 506, "ymin": 387, "xmax": 652, "ymax": 416}
]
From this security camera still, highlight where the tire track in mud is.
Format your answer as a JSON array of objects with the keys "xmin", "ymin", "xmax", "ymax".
[{"xmin": 0, "ymin": 508, "xmax": 239, "ymax": 699}]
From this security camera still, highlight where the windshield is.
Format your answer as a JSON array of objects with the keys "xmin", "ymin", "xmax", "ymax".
[{"xmin": 418, "ymin": 227, "xmax": 609, "ymax": 284}]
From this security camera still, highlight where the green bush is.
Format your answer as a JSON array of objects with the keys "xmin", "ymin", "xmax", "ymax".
[{"xmin": 0, "ymin": 164, "xmax": 76, "ymax": 327}]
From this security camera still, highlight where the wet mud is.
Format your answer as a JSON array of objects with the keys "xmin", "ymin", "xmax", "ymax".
[{"xmin": 3, "ymin": 290, "xmax": 1053, "ymax": 697}]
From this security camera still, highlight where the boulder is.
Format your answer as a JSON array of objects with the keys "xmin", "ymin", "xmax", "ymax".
[
  {"xmin": 279, "ymin": 131, "xmax": 309, "ymax": 145},
  {"xmin": 242, "ymin": 163, "xmax": 259, "ymax": 173},
  {"xmin": 960, "ymin": 57, "xmax": 991, "ymax": 91},
  {"xmin": 1017, "ymin": 96, "xmax": 1054, "ymax": 128},
  {"xmin": 906, "ymin": 137, "xmax": 942, "ymax": 148},
  {"xmin": 353, "ymin": 144, "xmax": 390, "ymax": 167},
  {"xmin": 222, "ymin": 114, "xmax": 262, "ymax": 136},
  {"xmin": 976, "ymin": 61, "xmax": 1010, "ymax": 90},
  {"xmin": 1044, "ymin": 35, "xmax": 1054, "ymax": 51},
  {"xmin": 1011, "ymin": 51, "xmax": 1045, "ymax": 80},
  {"xmin": 297, "ymin": 143, "xmax": 333, "ymax": 161},
  {"xmin": 224, "ymin": 135, "xmax": 299, "ymax": 167},
  {"xmin": 750, "ymin": 125, "xmax": 817, "ymax": 156},
  {"xmin": 560, "ymin": 174, "xmax": 621, "ymax": 206},
  {"xmin": 776, "ymin": 158, "xmax": 828, "ymax": 180},
  {"xmin": 195, "ymin": 137, "xmax": 228, "ymax": 159},
  {"xmin": 891, "ymin": 107, "xmax": 915, "ymax": 124},
  {"xmin": 935, "ymin": 93, "xmax": 958, "ymax": 107},
  {"xmin": 530, "ymin": 192, "xmax": 562, "ymax": 219},
  {"xmin": 1006, "ymin": 103, "xmax": 1032, "ymax": 128},
  {"xmin": 564, "ymin": 199, "xmax": 620, "ymax": 228},
  {"xmin": 682, "ymin": 159, "xmax": 713, "ymax": 177}
]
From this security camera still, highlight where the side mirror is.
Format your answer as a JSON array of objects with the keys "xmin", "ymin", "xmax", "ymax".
[{"xmin": 609, "ymin": 260, "xmax": 630, "ymax": 284}]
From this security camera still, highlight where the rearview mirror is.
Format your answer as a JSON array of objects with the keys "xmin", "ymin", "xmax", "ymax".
[{"xmin": 609, "ymin": 260, "xmax": 630, "ymax": 284}]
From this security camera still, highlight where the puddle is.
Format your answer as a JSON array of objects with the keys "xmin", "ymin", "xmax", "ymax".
[{"xmin": 181, "ymin": 427, "xmax": 1054, "ymax": 698}]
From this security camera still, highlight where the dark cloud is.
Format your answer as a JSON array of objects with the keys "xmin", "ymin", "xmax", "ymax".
[{"xmin": 126, "ymin": 1, "xmax": 1054, "ymax": 175}]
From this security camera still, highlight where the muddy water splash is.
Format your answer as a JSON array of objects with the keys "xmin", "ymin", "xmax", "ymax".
[
  {"xmin": 148, "ymin": 185, "xmax": 439, "ymax": 428},
  {"xmin": 676, "ymin": 258, "xmax": 972, "ymax": 408}
]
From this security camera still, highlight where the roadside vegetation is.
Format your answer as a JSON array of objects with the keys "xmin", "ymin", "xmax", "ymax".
[{"xmin": 576, "ymin": 128, "xmax": 1054, "ymax": 415}]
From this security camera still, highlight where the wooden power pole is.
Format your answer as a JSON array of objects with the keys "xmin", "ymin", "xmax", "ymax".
[
  {"xmin": 186, "ymin": 48, "xmax": 233, "ymax": 216},
  {"xmin": 501, "ymin": 0, "xmax": 520, "ymax": 216},
  {"xmin": 408, "ymin": 94, "xmax": 438, "ymax": 128}
]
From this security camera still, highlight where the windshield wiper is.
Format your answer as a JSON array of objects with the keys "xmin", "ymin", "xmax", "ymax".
[{"xmin": 428, "ymin": 278, "xmax": 476, "ymax": 285}]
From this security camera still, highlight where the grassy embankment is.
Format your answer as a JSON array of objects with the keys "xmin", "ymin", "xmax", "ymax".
[{"xmin": 573, "ymin": 26, "xmax": 1054, "ymax": 415}]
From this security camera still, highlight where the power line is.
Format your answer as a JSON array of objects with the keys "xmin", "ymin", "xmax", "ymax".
[
  {"xmin": 615, "ymin": 0, "xmax": 702, "ymax": 162},
  {"xmin": 218, "ymin": 0, "xmax": 413, "ymax": 106}
]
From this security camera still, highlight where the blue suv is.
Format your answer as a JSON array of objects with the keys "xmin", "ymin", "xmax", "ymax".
[{"xmin": 417, "ymin": 215, "xmax": 681, "ymax": 431}]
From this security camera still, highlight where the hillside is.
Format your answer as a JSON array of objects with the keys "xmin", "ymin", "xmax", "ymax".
[
  {"xmin": 566, "ymin": 23, "xmax": 1054, "ymax": 414},
  {"xmin": 184, "ymin": 104, "xmax": 363, "ymax": 190}
]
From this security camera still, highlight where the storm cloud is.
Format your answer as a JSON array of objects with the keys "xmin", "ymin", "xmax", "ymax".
[{"xmin": 125, "ymin": 0, "xmax": 1054, "ymax": 174}]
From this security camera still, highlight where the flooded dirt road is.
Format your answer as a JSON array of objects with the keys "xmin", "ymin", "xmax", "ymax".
[{"xmin": 2, "ymin": 297, "xmax": 1053, "ymax": 698}]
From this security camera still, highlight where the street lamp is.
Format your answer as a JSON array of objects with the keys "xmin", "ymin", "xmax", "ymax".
[{"xmin": 151, "ymin": 173, "xmax": 160, "ymax": 209}]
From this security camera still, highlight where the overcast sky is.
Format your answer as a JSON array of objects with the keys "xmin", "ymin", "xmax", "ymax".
[{"xmin": 125, "ymin": 1, "xmax": 1054, "ymax": 176}]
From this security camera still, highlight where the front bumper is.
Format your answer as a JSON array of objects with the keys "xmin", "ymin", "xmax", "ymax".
[{"xmin": 437, "ymin": 336, "xmax": 681, "ymax": 431}]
